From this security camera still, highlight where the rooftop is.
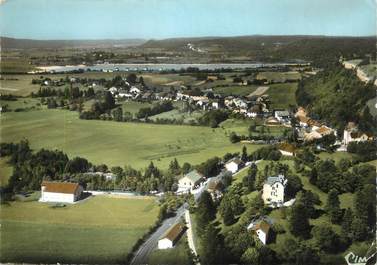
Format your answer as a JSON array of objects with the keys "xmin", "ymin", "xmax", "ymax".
[
  {"xmin": 161, "ymin": 223, "xmax": 186, "ymax": 242},
  {"xmin": 41, "ymin": 181, "xmax": 80, "ymax": 194},
  {"xmin": 182, "ymin": 170, "xmax": 204, "ymax": 183}
]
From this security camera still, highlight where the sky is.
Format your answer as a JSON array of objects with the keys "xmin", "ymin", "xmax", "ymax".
[{"xmin": 0, "ymin": 0, "xmax": 375, "ymax": 40}]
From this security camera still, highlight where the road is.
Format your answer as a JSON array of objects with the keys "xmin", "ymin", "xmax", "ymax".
[
  {"xmin": 130, "ymin": 160, "xmax": 260, "ymax": 265},
  {"xmin": 130, "ymin": 204, "xmax": 187, "ymax": 265}
]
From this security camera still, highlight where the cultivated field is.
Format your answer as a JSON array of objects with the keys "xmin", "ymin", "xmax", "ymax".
[
  {"xmin": 0, "ymin": 195, "xmax": 159, "ymax": 264},
  {"xmin": 0, "ymin": 109, "xmax": 260, "ymax": 169}
]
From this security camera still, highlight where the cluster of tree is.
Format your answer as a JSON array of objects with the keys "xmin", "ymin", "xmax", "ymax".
[
  {"xmin": 136, "ymin": 101, "xmax": 173, "ymax": 119},
  {"xmin": 347, "ymin": 141, "xmax": 376, "ymax": 162},
  {"xmin": 0, "ymin": 94, "xmax": 17, "ymax": 101},
  {"xmin": 250, "ymin": 145, "xmax": 282, "ymax": 161},
  {"xmin": 288, "ymin": 184, "xmax": 375, "ymax": 253},
  {"xmin": 79, "ymin": 92, "xmax": 116, "ymax": 120},
  {"xmin": 296, "ymin": 64, "xmax": 376, "ymax": 133},
  {"xmin": 0, "ymin": 141, "xmax": 190, "ymax": 197},
  {"xmin": 219, "ymin": 183, "xmax": 244, "ymax": 225},
  {"xmin": 198, "ymin": 109, "xmax": 229, "ymax": 128},
  {"xmin": 306, "ymin": 158, "xmax": 375, "ymax": 193}
]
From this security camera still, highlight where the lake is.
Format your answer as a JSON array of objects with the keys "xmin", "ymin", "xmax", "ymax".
[{"xmin": 35, "ymin": 62, "xmax": 309, "ymax": 73}]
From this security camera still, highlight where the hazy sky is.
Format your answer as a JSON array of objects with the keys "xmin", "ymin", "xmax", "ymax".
[{"xmin": 0, "ymin": 0, "xmax": 375, "ymax": 40}]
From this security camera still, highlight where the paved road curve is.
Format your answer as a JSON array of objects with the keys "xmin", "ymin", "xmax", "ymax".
[
  {"xmin": 130, "ymin": 161, "xmax": 260, "ymax": 265},
  {"xmin": 130, "ymin": 204, "xmax": 187, "ymax": 265}
]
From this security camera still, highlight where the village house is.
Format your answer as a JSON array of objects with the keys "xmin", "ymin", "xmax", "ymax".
[
  {"xmin": 343, "ymin": 122, "xmax": 373, "ymax": 146},
  {"xmin": 39, "ymin": 181, "xmax": 83, "ymax": 203},
  {"xmin": 262, "ymin": 175, "xmax": 287, "ymax": 207},
  {"xmin": 178, "ymin": 170, "xmax": 204, "ymax": 191},
  {"xmin": 108, "ymin": 87, "xmax": 118, "ymax": 95},
  {"xmin": 274, "ymin": 110, "xmax": 291, "ymax": 123},
  {"xmin": 206, "ymin": 179, "xmax": 224, "ymax": 201},
  {"xmin": 247, "ymin": 104, "xmax": 263, "ymax": 118},
  {"xmin": 277, "ymin": 142, "xmax": 296, "ymax": 156},
  {"xmin": 158, "ymin": 223, "xmax": 186, "ymax": 249},
  {"xmin": 130, "ymin": 86, "xmax": 141, "ymax": 94},
  {"xmin": 247, "ymin": 219, "xmax": 271, "ymax": 245},
  {"xmin": 225, "ymin": 158, "xmax": 244, "ymax": 174}
]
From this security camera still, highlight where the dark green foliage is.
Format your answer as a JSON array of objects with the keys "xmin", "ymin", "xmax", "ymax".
[
  {"xmin": 136, "ymin": 101, "xmax": 173, "ymax": 119},
  {"xmin": 229, "ymin": 132, "xmax": 241, "ymax": 143},
  {"xmin": 296, "ymin": 190, "xmax": 321, "ymax": 218},
  {"xmin": 198, "ymin": 109, "xmax": 229, "ymax": 128},
  {"xmin": 341, "ymin": 208, "xmax": 353, "ymax": 238},
  {"xmin": 313, "ymin": 159, "xmax": 338, "ymax": 192},
  {"xmin": 289, "ymin": 203, "xmax": 311, "ymax": 239},
  {"xmin": 251, "ymin": 146, "xmax": 281, "ymax": 161},
  {"xmin": 325, "ymin": 189, "xmax": 342, "ymax": 224},
  {"xmin": 285, "ymin": 174, "xmax": 303, "ymax": 199},
  {"xmin": 219, "ymin": 183, "xmax": 244, "ymax": 225},
  {"xmin": 197, "ymin": 157, "xmax": 221, "ymax": 177},
  {"xmin": 347, "ymin": 141, "xmax": 377, "ymax": 162},
  {"xmin": 111, "ymin": 107, "xmax": 123, "ymax": 121},
  {"xmin": 354, "ymin": 184, "xmax": 376, "ymax": 229},
  {"xmin": 64, "ymin": 157, "xmax": 90, "ymax": 174},
  {"xmin": 312, "ymin": 224, "xmax": 340, "ymax": 253},
  {"xmin": 241, "ymin": 146, "xmax": 248, "ymax": 162},
  {"xmin": 200, "ymin": 224, "xmax": 225, "ymax": 265},
  {"xmin": 242, "ymin": 163, "xmax": 257, "ymax": 192},
  {"xmin": 296, "ymin": 65, "xmax": 376, "ymax": 131},
  {"xmin": 224, "ymin": 223, "xmax": 255, "ymax": 262}
]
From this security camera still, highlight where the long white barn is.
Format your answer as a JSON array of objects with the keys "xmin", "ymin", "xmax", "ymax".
[{"xmin": 40, "ymin": 181, "xmax": 83, "ymax": 203}]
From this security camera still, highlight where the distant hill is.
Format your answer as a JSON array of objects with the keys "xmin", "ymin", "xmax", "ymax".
[
  {"xmin": 141, "ymin": 35, "xmax": 376, "ymax": 66},
  {"xmin": 0, "ymin": 37, "xmax": 146, "ymax": 49}
]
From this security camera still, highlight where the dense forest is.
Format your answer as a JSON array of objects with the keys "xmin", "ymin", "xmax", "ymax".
[{"xmin": 296, "ymin": 64, "xmax": 376, "ymax": 132}]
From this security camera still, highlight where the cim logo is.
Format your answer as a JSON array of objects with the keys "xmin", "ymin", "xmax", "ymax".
[{"xmin": 344, "ymin": 252, "xmax": 369, "ymax": 265}]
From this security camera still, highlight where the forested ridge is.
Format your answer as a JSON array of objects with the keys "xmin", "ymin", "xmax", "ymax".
[{"xmin": 296, "ymin": 64, "xmax": 376, "ymax": 132}]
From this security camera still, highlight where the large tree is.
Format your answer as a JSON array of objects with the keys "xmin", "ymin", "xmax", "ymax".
[
  {"xmin": 289, "ymin": 203, "xmax": 311, "ymax": 239},
  {"xmin": 325, "ymin": 189, "xmax": 342, "ymax": 223}
]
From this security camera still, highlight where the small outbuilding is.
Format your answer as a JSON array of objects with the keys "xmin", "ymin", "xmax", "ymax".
[
  {"xmin": 225, "ymin": 158, "xmax": 244, "ymax": 174},
  {"xmin": 40, "ymin": 181, "xmax": 83, "ymax": 203},
  {"xmin": 247, "ymin": 219, "xmax": 271, "ymax": 245},
  {"xmin": 158, "ymin": 223, "xmax": 186, "ymax": 249}
]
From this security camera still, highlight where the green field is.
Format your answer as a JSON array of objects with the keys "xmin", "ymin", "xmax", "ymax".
[
  {"xmin": 213, "ymin": 85, "xmax": 257, "ymax": 96},
  {"xmin": 0, "ymin": 109, "xmax": 260, "ymax": 169},
  {"xmin": 0, "ymin": 157, "xmax": 13, "ymax": 187},
  {"xmin": 150, "ymin": 109, "xmax": 204, "ymax": 123},
  {"xmin": 267, "ymin": 83, "xmax": 298, "ymax": 109},
  {"xmin": 121, "ymin": 101, "xmax": 153, "ymax": 114},
  {"xmin": 0, "ymin": 196, "xmax": 159, "ymax": 264},
  {"xmin": 256, "ymin": 71, "xmax": 301, "ymax": 83}
]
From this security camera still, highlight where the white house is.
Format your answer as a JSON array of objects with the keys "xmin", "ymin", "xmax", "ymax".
[
  {"xmin": 343, "ymin": 122, "xmax": 373, "ymax": 146},
  {"xmin": 108, "ymin": 87, "xmax": 118, "ymax": 95},
  {"xmin": 178, "ymin": 170, "xmax": 204, "ymax": 191},
  {"xmin": 130, "ymin": 86, "xmax": 141, "ymax": 94},
  {"xmin": 158, "ymin": 223, "xmax": 186, "ymax": 249},
  {"xmin": 117, "ymin": 92, "xmax": 133, "ymax": 99},
  {"xmin": 247, "ymin": 219, "xmax": 271, "ymax": 245},
  {"xmin": 225, "ymin": 158, "xmax": 244, "ymax": 174},
  {"xmin": 262, "ymin": 175, "xmax": 287, "ymax": 207},
  {"xmin": 40, "ymin": 181, "xmax": 83, "ymax": 203},
  {"xmin": 274, "ymin": 110, "xmax": 290, "ymax": 123}
]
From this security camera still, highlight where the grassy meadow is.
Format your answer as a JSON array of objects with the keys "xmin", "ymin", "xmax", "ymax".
[
  {"xmin": 0, "ymin": 157, "xmax": 13, "ymax": 187},
  {"xmin": 0, "ymin": 195, "xmax": 159, "ymax": 264},
  {"xmin": 0, "ymin": 109, "xmax": 259, "ymax": 169}
]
